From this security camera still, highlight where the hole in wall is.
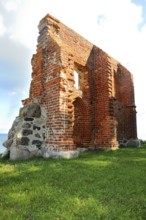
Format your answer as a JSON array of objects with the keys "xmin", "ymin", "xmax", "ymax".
[
  {"xmin": 73, "ymin": 63, "xmax": 86, "ymax": 90},
  {"xmin": 74, "ymin": 70, "xmax": 79, "ymax": 89}
]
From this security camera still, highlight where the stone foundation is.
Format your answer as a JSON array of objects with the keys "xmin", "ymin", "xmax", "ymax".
[{"xmin": 3, "ymin": 102, "xmax": 79, "ymax": 160}]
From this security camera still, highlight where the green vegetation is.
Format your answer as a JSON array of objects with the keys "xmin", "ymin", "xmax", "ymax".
[{"xmin": 1, "ymin": 146, "xmax": 146, "ymax": 220}]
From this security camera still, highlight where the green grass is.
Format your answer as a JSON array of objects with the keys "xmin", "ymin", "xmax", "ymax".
[{"xmin": 1, "ymin": 146, "xmax": 146, "ymax": 220}]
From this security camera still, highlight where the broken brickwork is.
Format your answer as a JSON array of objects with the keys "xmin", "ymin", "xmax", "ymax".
[{"xmin": 23, "ymin": 14, "xmax": 137, "ymax": 150}]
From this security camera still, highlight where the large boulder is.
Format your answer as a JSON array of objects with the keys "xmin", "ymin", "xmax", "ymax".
[
  {"xmin": 10, "ymin": 146, "xmax": 31, "ymax": 160},
  {"xmin": 9, "ymin": 145, "xmax": 42, "ymax": 160}
]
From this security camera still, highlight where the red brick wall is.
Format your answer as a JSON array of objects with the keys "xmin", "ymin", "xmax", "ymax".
[
  {"xmin": 114, "ymin": 64, "xmax": 137, "ymax": 139},
  {"xmin": 23, "ymin": 14, "xmax": 137, "ymax": 149}
]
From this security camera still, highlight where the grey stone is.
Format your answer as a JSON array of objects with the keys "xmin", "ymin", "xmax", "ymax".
[
  {"xmin": 126, "ymin": 139, "xmax": 141, "ymax": 147},
  {"xmin": 22, "ymin": 129, "xmax": 33, "ymax": 136},
  {"xmin": 10, "ymin": 144, "xmax": 43, "ymax": 160},
  {"xmin": 27, "ymin": 145, "xmax": 38, "ymax": 152},
  {"xmin": 11, "ymin": 117, "xmax": 20, "ymax": 128},
  {"xmin": 119, "ymin": 138, "xmax": 141, "ymax": 148},
  {"xmin": 8, "ymin": 131, "xmax": 15, "ymax": 139},
  {"xmin": 36, "ymin": 150, "xmax": 43, "ymax": 157},
  {"xmin": 119, "ymin": 139, "xmax": 127, "ymax": 147},
  {"xmin": 3, "ymin": 138, "xmax": 13, "ymax": 148},
  {"xmin": 35, "ymin": 133, "xmax": 41, "ymax": 138},
  {"xmin": 33, "ymin": 125, "xmax": 40, "ymax": 130},
  {"xmin": 10, "ymin": 146, "xmax": 31, "ymax": 160},
  {"xmin": 19, "ymin": 103, "xmax": 41, "ymax": 118},
  {"xmin": 42, "ymin": 133, "xmax": 45, "ymax": 139},
  {"xmin": 16, "ymin": 137, "xmax": 30, "ymax": 146},
  {"xmin": 26, "ymin": 147, "xmax": 42, "ymax": 157},
  {"xmin": 32, "ymin": 140, "xmax": 42, "ymax": 148},
  {"xmin": 34, "ymin": 118, "xmax": 45, "ymax": 125},
  {"xmin": 22, "ymin": 123, "xmax": 31, "ymax": 129},
  {"xmin": 24, "ymin": 117, "xmax": 34, "ymax": 121}
]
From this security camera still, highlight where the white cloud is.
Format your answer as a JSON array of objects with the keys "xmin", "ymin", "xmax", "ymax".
[
  {"xmin": 4, "ymin": 1, "xmax": 19, "ymax": 11},
  {"xmin": 0, "ymin": 15, "xmax": 6, "ymax": 36}
]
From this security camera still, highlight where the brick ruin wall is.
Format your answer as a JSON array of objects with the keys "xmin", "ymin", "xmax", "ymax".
[{"xmin": 17, "ymin": 14, "xmax": 137, "ymax": 152}]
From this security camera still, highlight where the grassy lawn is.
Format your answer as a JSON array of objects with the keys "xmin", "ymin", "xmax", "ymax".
[{"xmin": 1, "ymin": 146, "xmax": 146, "ymax": 220}]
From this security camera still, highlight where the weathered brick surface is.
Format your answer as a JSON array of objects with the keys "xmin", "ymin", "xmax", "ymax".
[{"xmin": 23, "ymin": 14, "xmax": 137, "ymax": 149}]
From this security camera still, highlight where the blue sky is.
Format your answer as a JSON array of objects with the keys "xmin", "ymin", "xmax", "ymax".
[{"xmin": 0, "ymin": 0, "xmax": 146, "ymax": 139}]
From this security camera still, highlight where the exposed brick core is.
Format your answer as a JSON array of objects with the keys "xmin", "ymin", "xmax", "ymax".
[{"xmin": 23, "ymin": 14, "xmax": 137, "ymax": 149}]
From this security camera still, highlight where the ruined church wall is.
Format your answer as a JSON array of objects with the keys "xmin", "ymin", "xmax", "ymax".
[
  {"xmin": 2, "ymin": 14, "xmax": 138, "ymax": 161},
  {"xmin": 22, "ymin": 14, "xmax": 137, "ymax": 149},
  {"xmin": 56, "ymin": 20, "xmax": 121, "ymax": 147}
]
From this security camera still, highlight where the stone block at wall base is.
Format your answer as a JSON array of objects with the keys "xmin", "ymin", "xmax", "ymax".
[
  {"xmin": 126, "ymin": 139, "xmax": 141, "ymax": 147},
  {"xmin": 9, "ymin": 145, "xmax": 44, "ymax": 160},
  {"xmin": 119, "ymin": 139, "xmax": 141, "ymax": 148},
  {"xmin": 10, "ymin": 146, "xmax": 33, "ymax": 160},
  {"xmin": 43, "ymin": 150, "xmax": 79, "ymax": 159}
]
